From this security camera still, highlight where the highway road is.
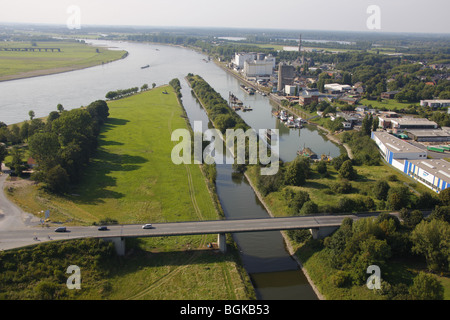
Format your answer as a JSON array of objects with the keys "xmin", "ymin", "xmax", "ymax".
[{"xmin": 0, "ymin": 214, "xmax": 367, "ymax": 251}]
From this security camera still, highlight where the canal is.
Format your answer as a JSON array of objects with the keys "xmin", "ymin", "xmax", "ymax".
[{"xmin": 0, "ymin": 40, "xmax": 342, "ymax": 299}]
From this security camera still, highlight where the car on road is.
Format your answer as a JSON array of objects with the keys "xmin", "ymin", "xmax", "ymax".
[
  {"xmin": 54, "ymin": 227, "xmax": 67, "ymax": 232},
  {"xmin": 98, "ymin": 226, "xmax": 108, "ymax": 231},
  {"xmin": 142, "ymin": 224, "xmax": 153, "ymax": 229}
]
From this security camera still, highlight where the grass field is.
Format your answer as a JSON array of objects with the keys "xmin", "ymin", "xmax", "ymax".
[
  {"xmin": 4, "ymin": 86, "xmax": 255, "ymax": 300},
  {"xmin": 7, "ymin": 86, "xmax": 218, "ymax": 225},
  {"xmin": 360, "ymin": 98, "xmax": 419, "ymax": 111},
  {"xmin": 245, "ymin": 160, "xmax": 431, "ymax": 218},
  {"xmin": 0, "ymin": 41, "xmax": 127, "ymax": 81}
]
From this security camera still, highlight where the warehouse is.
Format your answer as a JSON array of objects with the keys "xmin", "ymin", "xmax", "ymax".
[
  {"xmin": 371, "ymin": 131, "xmax": 427, "ymax": 170},
  {"xmin": 407, "ymin": 129, "xmax": 450, "ymax": 142},
  {"xmin": 404, "ymin": 159, "xmax": 450, "ymax": 193},
  {"xmin": 389, "ymin": 118, "xmax": 438, "ymax": 133}
]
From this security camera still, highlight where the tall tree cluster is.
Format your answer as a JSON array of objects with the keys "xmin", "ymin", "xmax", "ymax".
[{"xmin": 28, "ymin": 100, "xmax": 109, "ymax": 193}]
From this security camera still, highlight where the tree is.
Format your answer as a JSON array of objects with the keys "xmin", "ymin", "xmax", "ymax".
[
  {"xmin": 0, "ymin": 144, "xmax": 7, "ymax": 170},
  {"xmin": 429, "ymin": 205, "xmax": 450, "ymax": 223},
  {"xmin": 400, "ymin": 209, "xmax": 423, "ymax": 229},
  {"xmin": 284, "ymin": 189, "xmax": 311, "ymax": 215},
  {"xmin": 339, "ymin": 160, "xmax": 357, "ymax": 181},
  {"xmin": 316, "ymin": 161, "xmax": 327, "ymax": 175},
  {"xmin": 438, "ymin": 188, "xmax": 450, "ymax": 206},
  {"xmin": 410, "ymin": 219, "xmax": 450, "ymax": 272},
  {"xmin": 386, "ymin": 186, "xmax": 410, "ymax": 211},
  {"xmin": 152, "ymin": 83, "xmax": 156, "ymax": 89},
  {"xmin": 28, "ymin": 110, "xmax": 35, "ymax": 120},
  {"xmin": 300, "ymin": 201, "xmax": 319, "ymax": 215},
  {"xmin": 361, "ymin": 114, "xmax": 373, "ymax": 136},
  {"xmin": 373, "ymin": 180, "xmax": 390, "ymax": 201},
  {"xmin": 57, "ymin": 104, "xmax": 64, "ymax": 113},
  {"xmin": 285, "ymin": 157, "xmax": 310, "ymax": 186},
  {"xmin": 8, "ymin": 147, "xmax": 26, "ymax": 176},
  {"xmin": 409, "ymin": 272, "xmax": 444, "ymax": 300},
  {"xmin": 45, "ymin": 165, "xmax": 70, "ymax": 194}
]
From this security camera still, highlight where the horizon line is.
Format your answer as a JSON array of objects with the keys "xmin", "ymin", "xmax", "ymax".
[{"xmin": 1, "ymin": 21, "xmax": 450, "ymax": 37}]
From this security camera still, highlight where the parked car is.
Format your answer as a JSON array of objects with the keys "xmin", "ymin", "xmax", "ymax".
[
  {"xmin": 54, "ymin": 227, "xmax": 67, "ymax": 232},
  {"xmin": 142, "ymin": 224, "xmax": 153, "ymax": 229},
  {"xmin": 98, "ymin": 226, "xmax": 108, "ymax": 231}
]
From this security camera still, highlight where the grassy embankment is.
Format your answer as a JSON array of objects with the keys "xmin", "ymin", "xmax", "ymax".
[
  {"xmin": 4, "ymin": 86, "xmax": 255, "ymax": 300},
  {"xmin": 245, "ymin": 149, "xmax": 449, "ymax": 299},
  {"xmin": 0, "ymin": 41, "xmax": 127, "ymax": 82}
]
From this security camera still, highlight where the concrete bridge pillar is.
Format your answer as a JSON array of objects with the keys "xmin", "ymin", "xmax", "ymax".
[
  {"xmin": 310, "ymin": 226, "xmax": 339, "ymax": 240},
  {"xmin": 104, "ymin": 237, "xmax": 126, "ymax": 256},
  {"xmin": 217, "ymin": 233, "xmax": 227, "ymax": 253}
]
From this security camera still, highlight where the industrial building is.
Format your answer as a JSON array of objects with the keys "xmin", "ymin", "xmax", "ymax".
[
  {"xmin": 324, "ymin": 83, "xmax": 352, "ymax": 94},
  {"xmin": 372, "ymin": 131, "xmax": 427, "ymax": 170},
  {"xmin": 243, "ymin": 54, "xmax": 276, "ymax": 78},
  {"xmin": 277, "ymin": 63, "xmax": 296, "ymax": 92},
  {"xmin": 403, "ymin": 159, "xmax": 450, "ymax": 193},
  {"xmin": 407, "ymin": 129, "xmax": 450, "ymax": 142},
  {"xmin": 233, "ymin": 52, "xmax": 257, "ymax": 69},
  {"xmin": 389, "ymin": 118, "xmax": 438, "ymax": 133}
]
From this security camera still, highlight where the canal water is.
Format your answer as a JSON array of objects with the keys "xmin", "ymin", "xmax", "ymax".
[{"xmin": 0, "ymin": 40, "xmax": 341, "ymax": 299}]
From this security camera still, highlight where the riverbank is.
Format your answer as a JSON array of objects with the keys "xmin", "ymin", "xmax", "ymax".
[
  {"xmin": 187, "ymin": 73, "xmax": 323, "ymax": 300},
  {"xmin": 0, "ymin": 41, "xmax": 128, "ymax": 82}
]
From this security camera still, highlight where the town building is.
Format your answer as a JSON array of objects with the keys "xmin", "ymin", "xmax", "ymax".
[
  {"xmin": 420, "ymin": 99, "xmax": 450, "ymax": 109},
  {"xmin": 299, "ymin": 90, "xmax": 319, "ymax": 106},
  {"xmin": 381, "ymin": 91, "xmax": 400, "ymax": 99}
]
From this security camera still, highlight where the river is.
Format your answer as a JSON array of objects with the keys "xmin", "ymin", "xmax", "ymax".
[{"xmin": 0, "ymin": 40, "xmax": 342, "ymax": 300}]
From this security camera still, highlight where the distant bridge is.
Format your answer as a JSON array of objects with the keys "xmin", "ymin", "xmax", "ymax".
[
  {"xmin": 0, "ymin": 47, "xmax": 61, "ymax": 52},
  {"xmin": 0, "ymin": 213, "xmax": 389, "ymax": 255}
]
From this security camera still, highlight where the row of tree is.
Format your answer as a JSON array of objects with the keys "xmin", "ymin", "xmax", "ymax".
[{"xmin": 186, "ymin": 74, "xmax": 249, "ymax": 133}]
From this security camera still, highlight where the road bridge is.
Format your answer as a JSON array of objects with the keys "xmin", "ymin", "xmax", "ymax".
[{"xmin": 0, "ymin": 213, "xmax": 387, "ymax": 255}]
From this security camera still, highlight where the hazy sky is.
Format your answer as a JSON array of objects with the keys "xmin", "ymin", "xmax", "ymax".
[{"xmin": 0, "ymin": 0, "xmax": 449, "ymax": 34}]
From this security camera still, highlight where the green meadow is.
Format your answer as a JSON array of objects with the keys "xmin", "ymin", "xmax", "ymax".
[
  {"xmin": 0, "ymin": 41, "xmax": 126, "ymax": 81},
  {"xmin": 4, "ymin": 86, "xmax": 255, "ymax": 300},
  {"xmin": 8, "ymin": 86, "xmax": 218, "ymax": 225}
]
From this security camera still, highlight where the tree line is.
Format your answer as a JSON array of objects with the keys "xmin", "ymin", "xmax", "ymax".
[
  {"xmin": 186, "ymin": 74, "xmax": 249, "ymax": 133},
  {"xmin": 0, "ymin": 100, "xmax": 110, "ymax": 194}
]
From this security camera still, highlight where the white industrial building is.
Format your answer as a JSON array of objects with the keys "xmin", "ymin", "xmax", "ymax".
[
  {"xmin": 403, "ymin": 159, "xmax": 450, "ymax": 193},
  {"xmin": 243, "ymin": 54, "xmax": 276, "ymax": 78},
  {"xmin": 371, "ymin": 131, "xmax": 427, "ymax": 171},
  {"xmin": 324, "ymin": 83, "xmax": 352, "ymax": 93},
  {"xmin": 234, "ymin": 52, "xmax": 257, "ymax": 69},
  {"xmin": 371, "ymin": 131, "xmax": 450, "ymax": 193}
]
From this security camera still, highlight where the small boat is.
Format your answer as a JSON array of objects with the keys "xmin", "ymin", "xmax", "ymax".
[{"xmin": 141, "ymin": 65, "xmax": 150, "ymax": 69}]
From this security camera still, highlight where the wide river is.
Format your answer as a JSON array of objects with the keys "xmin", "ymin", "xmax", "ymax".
[{"xmin": 0, "ymin": 40, "xmax": 342, "ymax": 300}]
